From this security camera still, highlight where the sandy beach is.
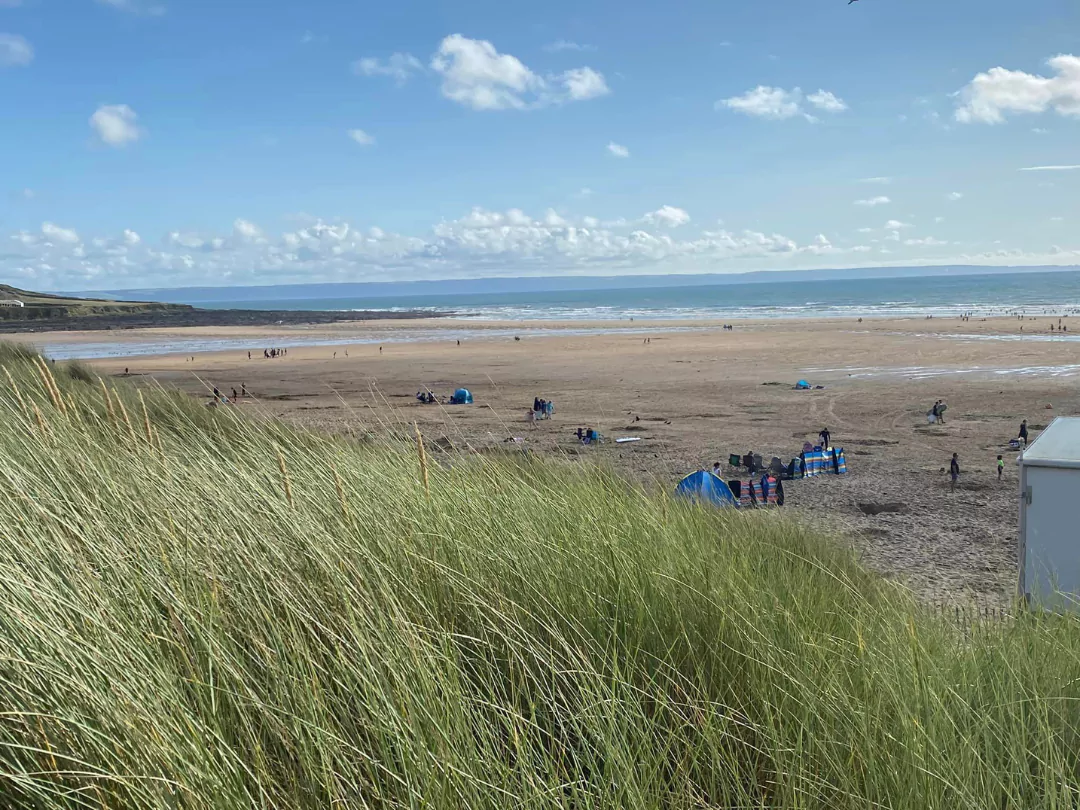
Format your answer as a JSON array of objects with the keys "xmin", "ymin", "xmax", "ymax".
[{"xmin": 26, "ymin": 314, "xmax": 1080, "ymax": 608}]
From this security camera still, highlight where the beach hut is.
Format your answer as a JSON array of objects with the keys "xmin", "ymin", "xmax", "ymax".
[
  {"xmin": 675, "ymin": 471, "xmax": 738, "ymax": 507},
  {"xmin": 1019, "ymin": 417, "xmax": 1080, "ymax": 608},
  {"xmin": 450, "ymin": 388, "xmax": 473, "ymax": 405}
]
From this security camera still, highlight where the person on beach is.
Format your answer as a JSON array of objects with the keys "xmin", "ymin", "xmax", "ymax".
[
  {"xmin": 1019, "ymin": 419, "xmax": 1029, "ymax": 447},
  {"xmin": 819, "ymin": 427, "xmax": 831, "ymax": 449},
  {"xmin": 232, "ymin": 388, "xmax": 238, "ymax": 402},
  {"xmin": 949, "ymin": 453, "xmax": 961, "ymax": 492},
  {"xmin": 998, "ymin": 455, "xmax": 1005, "ymax": 481},
  {"xmin": 241, "ymin": 383, "xmax": 248, "ymax": 397},
  {"xmin": 713, "ymin": 462, "xmax": 722, "ymax": 476}
]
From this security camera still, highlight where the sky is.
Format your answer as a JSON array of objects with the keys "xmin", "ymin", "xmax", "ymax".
[{"xmin": 3, "ymin": 0, "xmax": 1080, "ymax": 291}]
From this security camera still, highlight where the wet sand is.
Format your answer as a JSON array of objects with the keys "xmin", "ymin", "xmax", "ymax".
[{"xmin": 30, "ymin": 315, "xmax": 1080, "ymax": 608}]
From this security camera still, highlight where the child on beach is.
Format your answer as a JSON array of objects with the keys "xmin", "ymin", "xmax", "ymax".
[
  {"xmin": 998, "ymin": 455, "xmax": 1005, "ymax": 480},
  {"xmin": 950, "ymin": 453, "xmax": 961, "ymax": 492}
]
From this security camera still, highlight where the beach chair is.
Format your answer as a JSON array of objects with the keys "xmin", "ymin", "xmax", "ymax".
[{"xmin": 729, "ymin": 453, "xmax": 741, "ymax": 469}]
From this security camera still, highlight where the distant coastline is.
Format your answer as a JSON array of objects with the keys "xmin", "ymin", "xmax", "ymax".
[{"xmin": 0, "ymin": 307, "xmax": 451, "ymax": 334}]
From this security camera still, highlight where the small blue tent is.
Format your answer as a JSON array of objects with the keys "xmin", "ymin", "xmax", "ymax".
[
  {"xmin": 450, "ymin": 388, "xmax": 473, "ymax": 404},
  {"xmin": 675, "ymin": 471, "xmax": 738, "ymax": 507},
  {"xmin": 795, "ymin": 380, "xmax": 812, "ymax": 390}
]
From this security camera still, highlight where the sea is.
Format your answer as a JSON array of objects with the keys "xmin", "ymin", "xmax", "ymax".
[
  {"xmin": 37, "ymin": 269, "xmax": 1080, "ymax": 361},
  {"xmin": 147, "ymin": 269, "xmax": 1080, "ymax": 322}
]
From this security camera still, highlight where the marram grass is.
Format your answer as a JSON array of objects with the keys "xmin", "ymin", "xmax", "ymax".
[{"xmin": 0, "ymin": 345, "xmax": 1079, "ymax": 809}]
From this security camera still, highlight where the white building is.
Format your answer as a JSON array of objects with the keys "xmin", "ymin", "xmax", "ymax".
[
  {"xmin": 0, "ymin": 300, "xmax": 25, "ymax": 307},
  {"xmin": 1019, "ymin": 417, "xmax": 1080, "ymax": 608}
]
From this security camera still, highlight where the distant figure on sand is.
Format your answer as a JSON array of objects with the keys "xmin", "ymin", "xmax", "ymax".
[
  {"xmin": 998, "ymin": 455, "xmax": 1005, "ymax": 481},
  {"xmin": 819, "ymin": 427, "xmax": 831, "ymax": 449},
  {"xmin": 713, "ymin": 462, "xmax": 722, "ymax": 476},
  {"xmin": 950, "ymin": 453, "xmax": 961, "ymax": 492},
  {"xmin": 1019, "ymin": 419, "xmax": 1029, "ymax": 447},
  {"xmin": 241, "ymin": 384, "xmax": 248, "ymax": 397}
]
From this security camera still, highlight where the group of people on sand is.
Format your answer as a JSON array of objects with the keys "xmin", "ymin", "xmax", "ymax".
[
  {"xmin": 209, "ymin": 384, "xmax": 248, "ymax": 406},
  {"xmin": 722, "ymin": 324, "xmax": 734, "ymax": 331},
  {"xmin": 416, "ymin": 389, "xmax": 439, "ymax": 404},
  {"xmin": 929, "ymin": 400, "xmax": 948, "ymax": 424},
  {"xmin": 253, "ymin": 348, "xmax": 288, "ymax": 360}
]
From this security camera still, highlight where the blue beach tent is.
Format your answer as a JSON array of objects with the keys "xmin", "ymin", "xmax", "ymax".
[
  {"xmin": 675, "ymin": 471, "xmax": 738, "ymax": 507},
  {"xmin": 795, "ymin": 380, "xmax": 812, "ymax": 390},
  {"xmin": 450, "ymin": 388, "xmax": 473, "ymax": 404}
]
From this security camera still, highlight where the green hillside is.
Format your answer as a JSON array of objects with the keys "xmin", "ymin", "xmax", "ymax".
[
  {"xmin": 0, "ymin": 342, "xmax": 1078, "ymax": 809},
  {"xmin": 0, "ymin": 284, "xmax": 190, "ymax": 320}
]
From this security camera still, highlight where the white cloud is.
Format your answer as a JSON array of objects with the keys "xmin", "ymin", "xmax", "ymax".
[
  {"xmin": 904, "ymin": 237, "xmax": 949, "ymax": 247},
  {"xmin": 0, "ymin": 33, "xmax": 32, "ymax": 67},
  {"xmin": 233, "ymin": 219, "xmax": 261, "ymax": 240},
  {"xmin": 885, "ymin": 219, "xmax": 913, "ymax": 230},
  {"xmin": 1033, "ymin": 127, "xmax": 1050, "ymax": 134},
  {"xmin": 718, "ymin": 85, "xmax": 846, "ymax": 120},
  {"xmin": 642, "ymin": 205, "xmax": 691, "ymax": 228},
  {"xmin": 42, "ymin": 222, "xmax": 79, "ymax": 244},
  {"xmin": 806, "ymin": 90, "xmax": 847, "ymax": 112},
  {"xmin": 90, "ymin": 104, "xmax": 142, "ymax": 147},
  {"xmin": 1019, "ymin": 164, "xmax": 1080, "ymax": 172},
  {"xmin": 946, "ymin": 191, "xmax": 964, "ymax": 201},
  {"xmin": 859, "ymin": 177, "xmax": 892, "ymax": 184},
  {"xmin": 543, "ymin": 40, "xmax": 596, "ymax": 53},
  {"xmin": 956, "ymin": 55, "xmax": 1080, "ymax": 124},
  {"xmin": 855, "ymin": 196, "xmax": 891, "ymax": 207},
  {"xmin": 122, "ymin": 229, "xmax": 141, "ymax": 245},
  {"xmin": 348, "ymin": 129, "xmax": 376, "ymax": 146},
  {"xmin": 559, "ymin": 67, "xmax": 609, "ymax": 101},
  {"xmin": 856, "ymin": 227, "xmax": 874, "ymax": 234},
  {"xmin": 719, "ymin": 86, "xmax": 801, "ymax": 119},
  {"xmin": 607, "ymin": 141, "xmax": 630, "ymax": 158},
  {"xmin": 430, "ymin": 34, "xmax": 608, "ymax": 110},
  {"xmin": 575, "ymin": 187, "xmax": 593, "ymax": 199},
  {"xmin": 352, "ymin": 52, "xmax": 423, "ymax": 85}
]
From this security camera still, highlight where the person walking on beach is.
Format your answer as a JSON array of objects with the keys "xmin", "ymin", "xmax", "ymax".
[
  {"xmin": 998, "ymin": 455, "xmax": 1005, "ymax": 481},
  {"xmin": 949, "ymin": 453, "xmax": 961, "ymax": 492},
  {"xmin": 819, "ymin": 427, "xmax": 831, "ymax": 449},
  {"xmin": 1019, "ymin": 419, "xmax": 1029, "ymax": 447}
]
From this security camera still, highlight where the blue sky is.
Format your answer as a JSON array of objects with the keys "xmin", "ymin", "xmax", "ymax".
[{"xmin": 2, "ymin": 0, "xmax": 1080, "ymax": 290}]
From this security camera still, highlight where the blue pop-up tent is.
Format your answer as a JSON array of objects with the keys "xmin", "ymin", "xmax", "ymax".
[
  {"xmin": 795, "ymin": 380, "xmax": 812, "ymax": 390},
  {"xmin": 450, "ymin": 388, "xmax": 473, "ymax": 404},
  {"xmin": 675, "ymin": 471, "xmax": 738, "ymax": 507}
]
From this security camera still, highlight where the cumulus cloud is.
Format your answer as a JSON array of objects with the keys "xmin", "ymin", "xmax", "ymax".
[
  {"xmin": 946, "ymin": 191, "xmax": 964, "ymax": 201},
  {"xmin": 718, "ymin": 85, "xmax": 847, "ymax": 120},
  {"xmin": 855, "ymin": 196, "xmax": 890, "ymax": 207},
  {"xmin": 607, "ymin": 141, "xmax": 630, "ymax": 158},
  {"xmin": 352, "ymin": 52, "xmax": 423, "ymax": 85},
  {"xmin": 884, "ymin": 219, "xmax": 913, "ymax": 230},
  {"xmin": 348, "ymin": 129, "xmax": 376, "ymax": 146},
  {"xmin": 806, "ymin": 90, "xmax": 847, "ymax": 112},
  {"xmin": 0, "ymin": 33, "xmax": 32, "ymax": 67},
  {"xmin": 90, "ymin": 104, "xmax": 142, "ymax": 147},
  {"xmin": 3, "ymin": 207, "xmax": 915, "ymax": 290},
  {"xmin": 430, "ymin": 34, "xmax": 608, "ymax": 110},
  {"xmin": 642, "ymin": 205, "xmax": 690, "ymax": 227},
  {"xmin": 42, "ymin": 222, "xmax": 79, "ymax": 244},
  {"xmin": 956, "ymin": 55, "xmax": 1080, "ymax": 123},
  {"xmin": 904, "ymin": 237, "xmax": 949, "ymax": 247}
]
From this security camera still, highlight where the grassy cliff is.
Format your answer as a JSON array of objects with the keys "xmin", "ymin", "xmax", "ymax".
[
  {"xmin": 0, "ymin": 284, "xmax": 190, "ymax": 321},
  {"xmin": 0, "ymin": 343, "xmax": 1078, "ymax": 808}
]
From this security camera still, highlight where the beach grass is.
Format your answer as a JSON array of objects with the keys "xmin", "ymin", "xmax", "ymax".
[{"xmin": 1, "ymin": 347, "xmax": 1079, "ymax": 808}]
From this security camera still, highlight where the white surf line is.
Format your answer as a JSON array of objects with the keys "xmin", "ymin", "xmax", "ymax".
[{"xmin": 804, "ymin": 365, "xmax": 1080, "ymax": 380}]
